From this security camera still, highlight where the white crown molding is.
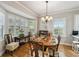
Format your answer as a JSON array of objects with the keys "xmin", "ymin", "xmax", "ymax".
[
  {"xmin": 47, "ymin": 6, "xmax": 79, "ymax": 16},
  {"xmin": 15, "ymin": 1, "xmax": 40, "ymax": 16},
  {"xmin": 0, "ymin": 2, "xmax": 37, "ymax": 19},
  {"xmin": 15, "ymin": 1, "xmax": 39, "ymax": 17}
]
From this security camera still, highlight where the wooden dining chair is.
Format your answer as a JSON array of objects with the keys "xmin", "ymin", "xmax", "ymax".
[
  {"xmin": 29, "ymin": 41, "xmax": 39, "ymax": 57},
  {"xmin": 55, "ymin": 35, "xmax": 60, "ymax": 50},
  {"xmin": 29, "ymin": 41, "xmax": 44, "ymax": 57},
  {"xmin": 48, "ymin": 35, "xmax": 61, "ymax": 57},
  {"xmin": 55, "ymin": 35, "xmax": 61, "ymax": 57},
  {"xmin": 48, "ymin": 45, "xmax": 57, "ymax": 57}
]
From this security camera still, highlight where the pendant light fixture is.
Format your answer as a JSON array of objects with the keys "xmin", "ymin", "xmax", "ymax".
[{"xmin": 41, "ymin": 1, "xmax": 53, "ymax": 23}]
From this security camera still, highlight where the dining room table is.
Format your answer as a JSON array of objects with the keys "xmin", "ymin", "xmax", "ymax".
[{"xmin": 29, "ymin": 35, "xmax": 58, "ymax": 57}]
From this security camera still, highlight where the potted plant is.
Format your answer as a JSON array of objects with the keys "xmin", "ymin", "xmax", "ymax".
[{"xmin": 19, "ymin": 28, "xmax": 24, "ymax": 38}]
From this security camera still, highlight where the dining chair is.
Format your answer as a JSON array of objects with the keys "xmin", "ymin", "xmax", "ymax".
[
  {"xmin": 48, "ymin": 35, "xmax": 61, "ymax": 57},
  {"xmin": 43, "ymin": 46, "xmax": 49, "ymax": 57},
  {"xmin": 29, "ymin": 41, "xmax": 39, "ymax": 57},
  {"xmin": 4, "ymin": 34, "xmax": 19, "ymax": 56},
  {"xmin": 56, "ymin": 35, "xmax": 61, "ymax": 51},
  {"xmin": 29, "ymin": 41, "xmax": 44, "ymax": 57},
  {"xmin": 48, "ymin": 45, "xmax": 57, "ymax": 57},
  {"xmin": 55, "ymin": 35, "xmax": 61, "ymax": 57}
]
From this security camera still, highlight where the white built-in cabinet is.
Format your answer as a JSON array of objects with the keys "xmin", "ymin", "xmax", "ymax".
[{"xmin": 72, "ymin": 15, "xmax": 79, "ymax": 54}]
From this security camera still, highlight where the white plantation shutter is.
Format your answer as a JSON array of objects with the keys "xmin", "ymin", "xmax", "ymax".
[{"xmin": 53, "ymin": 18, "xmax": 66, "ymax": 37}]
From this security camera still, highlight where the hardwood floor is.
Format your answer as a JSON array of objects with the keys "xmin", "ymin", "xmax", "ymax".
[
  {"xmin": 58, "ymin": 45, "xmax": 79, "ymax": 57},
  {"xmin": 2, "ymin": 43, "xmax": 79, "ymax": 57}
]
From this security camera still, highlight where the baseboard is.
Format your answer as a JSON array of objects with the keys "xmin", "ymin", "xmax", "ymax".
[
  {"xmin": 0, "ymin": 50, "xmax": 5, "ymax": 56},
  {"xmin": 60, "ymin": 43, "xmax": 72, "ymax": 46}
]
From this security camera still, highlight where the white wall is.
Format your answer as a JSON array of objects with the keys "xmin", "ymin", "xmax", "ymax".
[
  {"xmin": 52, "ymin": 10, "xmax": 79, "ymax": 45},
  {"xmin": 39, "ymin": 10, "xmax": 79, "ymax": 46}
]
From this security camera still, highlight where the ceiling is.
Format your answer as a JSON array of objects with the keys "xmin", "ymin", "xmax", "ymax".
[{"xmin": 1, "ymin": 1, "xmax": 79, "ymax": 17}]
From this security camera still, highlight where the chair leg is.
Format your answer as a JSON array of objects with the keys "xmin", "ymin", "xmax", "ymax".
[
  {"xmin": 54, "ymin": 51, "xmax": 59, "ymax": 57},
  {"xmin": 58, "ymin": 53, "xmax": 59, "ymax": 57},
  {"xmin": 10, "ymin": 51, "xmax": 13, "ymax": 56},
  {"xmin": 35, "ymin": 50, "xmax": 39, "ymax": 57},
  {"xmin": 6, "ymin": 50, "xmax": 13, "ymax": 56},
  {"xmin": 42, "ymin": 52, "xmax": 44, "ymax": 57},
  {"xmin": 53, "ymin": 50, "xmax": 55, "ymax": 57},
  {"xmin": 48, "ymin": 49, "xmax": 55, "ymax": 57},
  {"xmin": 31, "ymin": 50, "xmax": 33, "ymax": 56},
  {"xmin": 8, "ymin": 50, "xmax": 15, "ymax": 56}
]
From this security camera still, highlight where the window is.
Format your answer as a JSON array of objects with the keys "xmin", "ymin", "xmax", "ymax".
[
  {"xmin": 0, "ymin": 12, "xmax": 5, "ymax": 39},
  {"xmin": 8, "ymin": 13, "xmax": 37, "ymax": 36},
  {"xmin": 28, "ymin": 19, "xmax": 37, "ymax": 34},
  {"xmin": 53, "ymin": 18, "xmax": 66, "ymax": 36},
  {"xmin": 8, "ymin": 14, "xmax": 29, "ymax": 36}
]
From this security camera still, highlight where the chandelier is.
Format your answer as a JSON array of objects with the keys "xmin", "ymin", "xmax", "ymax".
[{"xmin": 41, "ymin": 1, "xmax": 53, "ymax": 23}]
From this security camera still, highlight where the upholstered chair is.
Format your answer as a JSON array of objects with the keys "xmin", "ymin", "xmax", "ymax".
[{"xmin": 4, "ymin": 34, "xmax": 19, "ymax": 55}]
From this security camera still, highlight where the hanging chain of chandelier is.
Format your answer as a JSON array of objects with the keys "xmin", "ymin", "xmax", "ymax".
[{"xmin": 41, "ymin": 1, "xmax": 53, "ymax": 23}]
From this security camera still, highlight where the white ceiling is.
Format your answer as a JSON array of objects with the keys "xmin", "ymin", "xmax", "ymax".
[
  {"xmin": 19, "ymin": 1, "xmax": 79, "ymax": 17},
  {"xmin": 1, "ymin": 1, "xmax": 79, "ymax": 17}
]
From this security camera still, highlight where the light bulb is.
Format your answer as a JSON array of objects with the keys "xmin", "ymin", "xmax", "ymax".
[
  {"xmin": 46, "ymin": 16, "xmax": 49, "ymax": 19},
  {"xmin": 48, "ymin": 16, "xmax": 52, "ymax": 21},
  {"xmin": 48, "ymin": 18, "xmax": 50, "ymax": 21},
  {"xmin": 41, "ymin": 17, "xmax": 45, "ymax": 21},
  {"xmin": 50, "ymin": 16, "xmax": 53, "ymax": 19}
]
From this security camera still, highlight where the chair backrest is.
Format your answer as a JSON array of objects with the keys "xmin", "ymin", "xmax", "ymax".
[
  {"xmin": 29, "ymin": 41, "xmax": 44, "ymax": 57},
  {"xmin": 27, "ymin": 32, "xmax": 32, "ymax": 41},
  {"xmin": 4, "ymin": 34, "xmax": 13, "ymax": 44},
  {"xmin": 56, "ymin": 35, "xmax": 61, "ymax": 51},
  {"xmin": 39, "ymin": 30, "xmax": 48, "ymax": 37}
]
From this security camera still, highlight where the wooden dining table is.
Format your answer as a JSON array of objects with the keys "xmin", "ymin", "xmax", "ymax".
[
  {"xmin": 30, "ymin": 36, "xmax": 58, "ymax": 57},
  {"xmin": 31, "ymin": 36, "xmax": 57, "ymax": 46}
]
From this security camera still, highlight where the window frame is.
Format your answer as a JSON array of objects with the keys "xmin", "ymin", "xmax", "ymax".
[
  {"xmin": 52, "ymin": 17, "xmax": 66, "ymax": 37},
  {"xmin": 0, "ymin": 12, "xmax": 5, "ymax": 39}
]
